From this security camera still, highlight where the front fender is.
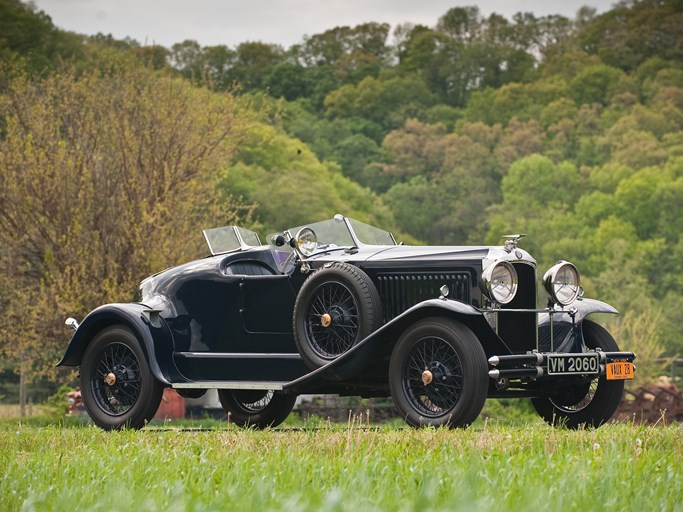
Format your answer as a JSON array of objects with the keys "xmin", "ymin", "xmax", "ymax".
[
  {"xmin": 285, "ymin": 299, "xmax": 510, "ymax": 387},
  {"xmin": 57, "ymin": 303, "xmax": 182, "ymax": 386},
  {"xmin": 537, "ymin": 298, "xmax": 619, "ymax": 352},
  {"xmin": 539, "ymin": 298, "xmax": 619, "ymax": 326}
]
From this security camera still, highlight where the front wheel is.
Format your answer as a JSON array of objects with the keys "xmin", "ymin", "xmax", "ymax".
[
  {"xmin": 389, "ymin": 318, "xmax": 488, "ymax": 428},
  {"xmin": 80, "ymin": 325, "xmax": 163, "ymax": 430},
  {"xmin": 218, "ymin": 390, "xmax": 296, "ymax": 428},
  {"xmin": 531, "ymin": 320, "xmax": 625, "ymax": 429}
]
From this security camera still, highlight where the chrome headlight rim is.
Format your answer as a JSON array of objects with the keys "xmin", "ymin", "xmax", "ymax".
[
  {"xmin": 482, "ymin": 260, "xmax": 518, "ymax": 305},
  {"xmin": 543, "ymin": 260, "xmax": 581, "ymax": 306},
  {"xmin": 295, "ymin": 227, "xmax": 318, "ymax": 257}
]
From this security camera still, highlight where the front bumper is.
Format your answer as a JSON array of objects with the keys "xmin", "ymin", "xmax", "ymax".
[{"xmin": 487, "ymin": 350, "xmax": 636, "ymax": 380}]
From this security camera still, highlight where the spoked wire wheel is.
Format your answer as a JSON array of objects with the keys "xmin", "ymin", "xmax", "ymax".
[
  {"xmin": 402, "ymin": 336, "xmax": 464, "ymax": 418},
  {"xmin": 91, "ymin": 342, "xmax": 142, "ymax": 415},
  {"xmin": 389, "ymin": 318, "xmax": 488, "ymax": 428},
  {"xmin": 531, "ymin": 320, "xmax": 625, "ymax": 429},
  {"xmin": 218, "ymin": 389, "xmax": 297, "ymax": 429},
  {"xmin": 231, "ymin": 390, "xmax": 274, "ymax": 413},
  {"xmin": 304, "ymin": 281, "xmax": 359, "ymax": 358},
  {"xmin": 550, "ymin": 379, "xmax": 597, "ymax": 413},
  {"xmin": 293, "ymin": 262, "xmax": 382, "ymax": 370},
  {"xmin": 80, "ymin": 325, "xmax": 162, "ymax": 430}
]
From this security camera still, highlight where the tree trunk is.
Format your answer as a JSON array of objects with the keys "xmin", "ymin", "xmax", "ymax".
[{"xmin": 19, "ymin": 370, "xmax": 26, "ymax": 418}]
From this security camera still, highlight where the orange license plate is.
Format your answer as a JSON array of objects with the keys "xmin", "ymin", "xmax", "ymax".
[{"xmin": 606, "ymin": 362, "xmax": 634, "ymax": 380}]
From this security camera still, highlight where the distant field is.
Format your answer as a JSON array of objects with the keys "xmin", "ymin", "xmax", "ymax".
[
  {"xmin": 0, "ymin": 404, "xmax": 48, "ymax": 420},
  {"xmin": 1, "ymin": 419, "xmax": 681, "ymax": 511}
]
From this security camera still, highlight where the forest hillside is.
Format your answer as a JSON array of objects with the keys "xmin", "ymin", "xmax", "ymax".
[{"xmin": 0, "ymin": 0, "xmax": 681, "ymax": 392}]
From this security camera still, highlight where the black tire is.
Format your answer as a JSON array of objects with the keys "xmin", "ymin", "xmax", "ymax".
[
  {"xmin": 293, "ymin": 262, "xmax": 382, "ymax": 369},
  {"xmin": 389, "ymin": 318, "xmax": 488, "ymax": 428},
  {"xmin": 218, "ymin": 390, "xmax": 296, "ymax": 428},
  {"xmin": 80, "ymin": 325, "xmax": 163, "ymax": 430},
  {"xmin": 531, "ymin": 320, "xmax": 625, "ymax": 429}
]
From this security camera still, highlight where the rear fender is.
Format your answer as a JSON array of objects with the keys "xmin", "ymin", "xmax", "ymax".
[{"xmin": 57, "ymin": 303, "xmax": 181, "ymax": 386}]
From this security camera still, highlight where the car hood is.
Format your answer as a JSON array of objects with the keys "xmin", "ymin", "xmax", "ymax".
[{"xmin": 361, "ymin": 244, "xmax": 535, "ymax": 266}]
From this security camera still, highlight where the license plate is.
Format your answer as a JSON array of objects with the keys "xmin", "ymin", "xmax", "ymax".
[
  {"xmin": 547, "ymin": 353, "xmax": 600, "ymax": 375},
  {"xmin": 606, "ymin": 361, "xmax": 634, "ymax": 380}
]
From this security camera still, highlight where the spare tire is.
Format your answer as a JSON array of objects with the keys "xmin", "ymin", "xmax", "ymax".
[{"xmin": 293, "ymin": 262, "xmax": 382, "ymax": 369}]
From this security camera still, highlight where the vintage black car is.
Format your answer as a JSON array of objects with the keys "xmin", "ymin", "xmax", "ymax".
[{"xmin": 59, "ymin": 214, "xmax": 635, "ymax": 430}]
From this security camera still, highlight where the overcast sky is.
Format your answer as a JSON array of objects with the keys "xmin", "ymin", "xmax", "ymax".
[{"xmin": 32, "ymin": 0, "xmax": 617, "ymax": 49}]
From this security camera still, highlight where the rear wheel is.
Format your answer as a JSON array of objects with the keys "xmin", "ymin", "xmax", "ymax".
[
  {"xmin": 531, "ymin": 320, "xmax": 625, "ymax": 429},
  {"xmin": 80, "ymin": 325, "xmax": 163, "ymax": 430},
  {"xmin": 389, "ymin": 318, "xmax": 488, "ymax": 428},
  {"xmin": 218, "ymin": 390, "xmax": 296, "ymax": 428}
]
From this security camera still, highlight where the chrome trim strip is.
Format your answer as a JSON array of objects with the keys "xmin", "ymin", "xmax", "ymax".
[
  {"xmin": 173, "ymin": 381, "xmax": 287, "ymax": 390},
  {"xmin": 175, "ymin": 352, "xmax": 302, "ymax": 360}
]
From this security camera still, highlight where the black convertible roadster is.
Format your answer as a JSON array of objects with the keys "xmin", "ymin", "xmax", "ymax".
[{"xmin": 59, "ymin": 214, "xmax": 635, "ymax": 430}]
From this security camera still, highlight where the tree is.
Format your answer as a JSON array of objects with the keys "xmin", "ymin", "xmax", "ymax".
[
  {"xmin": 501, "ymin": 155, "xmax": 582, "ymax": 214},
  {"xmin": 569, "ymin": 64, "xmax": 629, "ymax": 105},
  {"xmin": 0, "ymin": 66, "xmax": 249, "ymax": 388},
  {"xmin": 0, "ymin": 0, "xmax": 85, "ymax": 73},
  {"xmin": 323, "ymin": 75, "xmax": 437, "ymax": 131},
  {"xmin": 220, "ymin": 124, "xmax": 394, "ymax": 234},
  {"xmin": 578, "ymin": 0, "xmax": 683, "ymax": 70},
  {"xmin": 380, "ymin": 119, "xmax": 447, "ymax": 179},
  {"xmin": 170, "ymin": 39, "xmax": 203, "ymax": 80},
  {"xmin": 493, "ymin": 118, "xmax": 546, "ymax": 171},
  {"xmin": 227, "ymin": 42, "xmax": 285, "ymax": 90},
  {"xmin": 264, "ymin": 63, "xmax": 313, "ymax": 100},
  {"xmin": 437, "ymin": 6, "xmax": 483, "ymax": 42},
  {"xmin": 202, "ymin": 45, "xmax": 236, "ymax": 89},
  {"xmin": 331, "ymin": 134, "xmax": 382, "ymax": 186},
  {"xmin": 299, "ymin": 23, "xmax": 391, "ymax": 73},
  {"xmin": 130, "ymin": 45, "xmax": 170, "ymax": 70}
]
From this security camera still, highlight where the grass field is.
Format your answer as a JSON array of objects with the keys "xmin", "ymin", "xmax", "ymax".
[{"xmin": 1, "ymin": 416, "xmax": 681, "ymax": 511}]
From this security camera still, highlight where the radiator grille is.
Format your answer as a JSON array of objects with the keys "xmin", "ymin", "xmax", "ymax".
[
  {"xmin": 377, "ymin": 272, "xmax": 470, "ymax": 322},
  {"xmin": 498, "ymin": 262, "xmax": 537, "ymax": 352},
  {"xmin": 538, "ymin": 323, "xmax": 573, "ymax": 352}
]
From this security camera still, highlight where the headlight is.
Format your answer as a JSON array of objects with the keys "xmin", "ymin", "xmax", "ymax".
[
  {"xmin": 295, "ymin": 228, "xmax": 317, "ymax": 257},
  {"xmin": 482, "ymin": 261, "xmax": 518, "ymax": 305},
  {"xmin": 543, "ymin": 260, "xmax": 580, "ymax": 306}
]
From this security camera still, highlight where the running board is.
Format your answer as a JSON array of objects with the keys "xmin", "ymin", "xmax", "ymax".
[{"xmin": 173, "ymin": 381, "xmax": 287, "ymax": 391}]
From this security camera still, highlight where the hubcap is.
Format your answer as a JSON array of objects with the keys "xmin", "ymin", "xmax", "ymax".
[
  {"xmin": 92, "ymin": 342, "xmax": 142, "ymax": 416},
  {"xmin": 403, "ymin": 336, "xmax": 463, "ymax": 418}
]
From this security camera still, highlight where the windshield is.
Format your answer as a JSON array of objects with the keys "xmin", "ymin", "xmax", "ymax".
[
  {"xmin": 270, "ymin": 215, "xmax": 395, "ymax": 255},
  {"xmin": 203, "ymin": 226, "xmax": 261, "ymax": 255}
]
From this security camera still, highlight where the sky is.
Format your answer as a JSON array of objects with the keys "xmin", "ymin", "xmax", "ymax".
[{"xmin": 32, "ymin": 0, "xmax": 618, "ymax": 49}]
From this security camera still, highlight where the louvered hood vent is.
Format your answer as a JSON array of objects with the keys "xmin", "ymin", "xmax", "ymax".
[{"xmin": 376, "ymin": 272, "xmax": 470, "ymax": 322}]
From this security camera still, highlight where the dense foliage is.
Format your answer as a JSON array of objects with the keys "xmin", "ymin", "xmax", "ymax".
[
  {"xmin": 0, "ymin": 66, "xmax": 251, "ymax": 380},
  {"xmin": 0, "ymin": 0, "xmax": 682, "ymax": 390}
]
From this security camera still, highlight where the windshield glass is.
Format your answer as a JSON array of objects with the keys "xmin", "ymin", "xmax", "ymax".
[
  {"xmin": 271, "ymin": 216, "xmax": 395, "ymax": 255},
  {"xmin": 288, "ymin": 217, "xmax": 355, "ymax": 248},
  {"xmin": 203, "ymin": 226, "xmax": 261, "ymax": 255},
  {"xmin": 236, "ymin": 227, "xmax": 261, "ymax": 247},
  {"xmin": 349, "ymin": 218, "xmax": 396, "ymax": 245}
]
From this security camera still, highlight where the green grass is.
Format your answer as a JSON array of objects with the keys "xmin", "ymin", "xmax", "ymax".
[{"xmin": 1, "ymin": 417, "xmax": 682, "ymax": 511}]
